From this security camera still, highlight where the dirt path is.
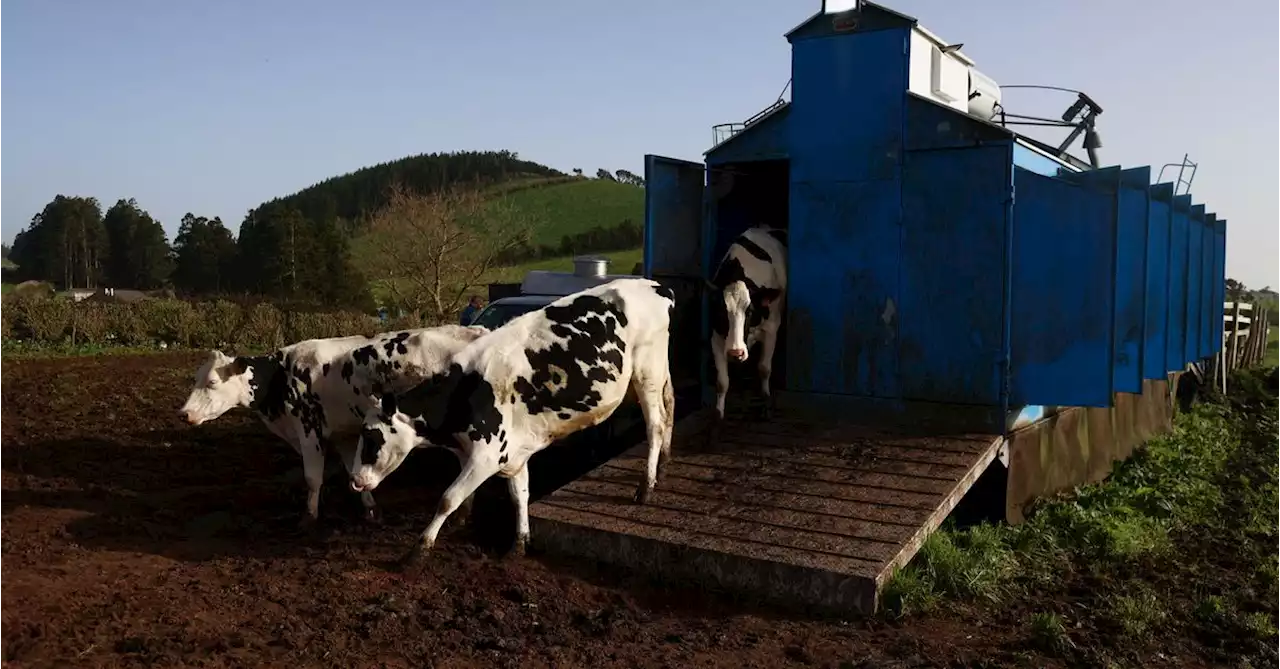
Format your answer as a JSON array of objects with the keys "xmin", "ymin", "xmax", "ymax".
[{"xmin": 0, "ymin": 352, "xmax": 1198, "ymax": 668}]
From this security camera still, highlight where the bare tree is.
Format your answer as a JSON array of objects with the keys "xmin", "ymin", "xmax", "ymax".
[{"xmin": 356, "ymin": 183, "xmax": 535, "ymax": 322}]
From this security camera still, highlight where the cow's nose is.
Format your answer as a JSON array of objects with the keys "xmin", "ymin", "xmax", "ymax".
[{"xmin": 728, "ymin": 348, "xmax": 748, "ymax": 361}]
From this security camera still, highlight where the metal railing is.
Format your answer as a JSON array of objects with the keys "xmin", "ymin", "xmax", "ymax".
[{"xmin": 710, "ymin": 98, "xmax": 790, "ymax": 149}]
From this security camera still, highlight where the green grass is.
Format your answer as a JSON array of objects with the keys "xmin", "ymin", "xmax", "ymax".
[
  {"xmin": 1265, "ymin": 326, "xmax": 1277, "ymax": 368},
  {"xmin": 0, "ymin": 339, "xmax": 181, "ymax": 359},
  {"xmin": 882, "ymin": 367, "xmax": 1279, "ymax": 666},
  {"xmin": 501, "ymin": 178, "xmax": 643, "ymax": 246}
]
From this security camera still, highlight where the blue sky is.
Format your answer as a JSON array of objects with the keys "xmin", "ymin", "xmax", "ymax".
[{"xmin": 3, "ymin": 0, "xmax": 1275, "ymax": 287}]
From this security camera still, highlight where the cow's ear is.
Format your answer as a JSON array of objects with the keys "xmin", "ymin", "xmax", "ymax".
[
  {"xmin": 230, "ymin": 356, "xmax": 251, "ymax": 376},
  {"xmin": 758, "ymin": 287, "xmax": 782, "ymax": 307}
]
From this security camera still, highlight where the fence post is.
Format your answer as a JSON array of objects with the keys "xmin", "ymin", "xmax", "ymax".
[
  {"xmin": 1247, "ymin": 306, "xmax": 1262, "ymax": 367},
  {"xmin": 1261, "ymin": 309, "xmax": 1270, "ymax": 364},
  {"xmin": 1228, "ymin": 301, "xmax": 1241, "ymax": 377}
]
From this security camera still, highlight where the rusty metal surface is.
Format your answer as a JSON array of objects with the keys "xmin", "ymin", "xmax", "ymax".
[
  {"xmin": 529, "ymin": 409, "xmax": 1001, "ymax": 614},
  {"xmin": 1004, "ymin": 377, "xmax": 1174, "ymax": 523}
]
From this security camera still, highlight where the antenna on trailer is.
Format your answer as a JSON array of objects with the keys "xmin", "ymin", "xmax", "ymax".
[
  {"xmin": 1000, "ymin": 85, "xmax": 1106, "ymax": 169},
  {"xmin": 1054, "ymin": 92, "xmax": 1104, "ymax": 168}
]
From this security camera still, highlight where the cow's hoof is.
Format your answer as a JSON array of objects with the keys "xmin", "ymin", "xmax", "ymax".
[
  {"xmin": 363, "ymin": 506, "xmax": 384, "ymax": 525},
  {"xmin": 759, "ymin": 403, "xmax": 773, "ymax": 420},
  {"xmin": 633, "ymin": 485, "xmax": 652, "ymax": 505},
  {"xmin": 511, "ymin": 535, "xmax": 529, "ymax": 558}
]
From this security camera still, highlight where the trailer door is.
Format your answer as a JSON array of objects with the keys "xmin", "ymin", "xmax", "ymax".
[{"xmin": 643, "ymin": 154, "xmax": 707, "ymax": 392}]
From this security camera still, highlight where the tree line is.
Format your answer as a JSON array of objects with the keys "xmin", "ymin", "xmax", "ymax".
[{"xmin": 4, "ymin": 151, "xmax": 645, "ymax": 316}]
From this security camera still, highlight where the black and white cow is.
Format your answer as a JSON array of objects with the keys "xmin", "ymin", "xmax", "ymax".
[
  {"xmin": 349, "ymin": 278, "xmax": 676, "ymax": 564},
  {"xmin": 178, "ymin": 324, "xmax": 488, "ymax": 526},
  {"xmin": 708, "ymin": 225, "xmax": 788, "ymax": 419}
]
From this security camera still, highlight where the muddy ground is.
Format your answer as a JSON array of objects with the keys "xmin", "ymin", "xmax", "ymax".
[{"xmin": 0, "ymin": 352, "xmax": 1238, "ymax": 668}]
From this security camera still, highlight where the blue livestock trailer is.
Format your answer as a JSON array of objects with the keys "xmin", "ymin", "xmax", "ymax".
[
  {"xmin": 529, "ymin": 1, "xmax": 1228, "ymax": 614},
  {"xmin": 645, "ymin": 5, "xmax": 1226, "ymax": 429}
]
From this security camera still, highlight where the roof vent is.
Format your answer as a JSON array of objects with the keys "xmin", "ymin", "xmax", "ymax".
[{"xmin": 572, "ymin": 256, "xmax": 609, "ymax": 279}]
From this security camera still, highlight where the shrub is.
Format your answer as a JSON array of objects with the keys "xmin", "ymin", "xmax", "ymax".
[{"xmin": 1, "ymin": 294, "xmax": 383, "ymax": 354}]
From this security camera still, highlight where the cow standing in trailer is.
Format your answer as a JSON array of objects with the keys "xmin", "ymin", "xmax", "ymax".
[
  {"xmin": 708, "ymin": 225, "xmax": 788, "ymax": 420},
  {"xmin": 179, "ymin": 325, "xmax": 488, "ymax": 526},
  {"xmin": 349, "ymin": 278, "xmax": 676, "ymax": 564}
]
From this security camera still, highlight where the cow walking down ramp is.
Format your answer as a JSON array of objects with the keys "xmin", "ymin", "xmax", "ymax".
[
  {"xmin": 179, "ymin": 324, "xmax": 488, "ymax": 526},
  {"xmin": 351, "ymin": 278, "xmax": 677, "ymax": 565},
  {"xmin": 709, "ymin": 225, "xmax": 788, "ymax": 421}
]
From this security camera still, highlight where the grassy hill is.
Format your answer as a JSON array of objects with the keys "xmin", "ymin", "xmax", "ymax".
[
  {"xmin": 256, "ymin": 150, "xmax": 647, "ymax": 306},
  {"xmin": 498, "ymin": 178, "xmax": 645, "ymax": 247}
]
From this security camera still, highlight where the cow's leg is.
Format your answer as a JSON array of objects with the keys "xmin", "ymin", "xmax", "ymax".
[
  {"xmin": 756, "ymin": 325, "xmax": 780, "ymax": 420},
  {"xmin": 506, "ymin": 464, "xmax": 531, "ymax": 557},
  {"xmin": 333, "ymin": 437, "xmax": 382, "ymax": 523},
  {"xmin": 660, "ymin": 373, "xmax": 676, "ymax": 473},
  {"xmin": 445, "ymin": 447, "xmax": 475, "ymax": 531},
  {"xmin": 709, "ymin": 335, "xmax": 729, "ymax": 448},
  {"xmin": 298, "ymin": 436, "xmax": 325, "ymax": 529},
  {"xmin": 400, "ymin": 455, "xmax": 496, "ymax": 567},
  {"xmin": 710, "ymin": 335, "xmax": 730, "ymax": 420},
  {"xmin": 631, "ymin": 345, "xmax": 673, "ymax": 505}
]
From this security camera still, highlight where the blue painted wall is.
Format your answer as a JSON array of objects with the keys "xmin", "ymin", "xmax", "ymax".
[
  {"xmin": 1197, "ymin": 212, "xmax": 1214, "ymax": 359},
  {"xmin": 1143, "ymin": 183, "xmax": 1174, "ymax": 380},
  {"xmin": 1213, "ymin": 218, "xmax": 1223, "ymax": 355},
  {"xmin": 1113, "ymin": 167, "xmax": 1150, "ymax": 393},
  {"xmin": 785, "ymin": 26, "xmax": 909, "ymax": 398},
  {"xmin": 1167, "ymin": 195, "xmax": 1192, "ymax": 369},
  {"xmin": 1010, "ymin": 166, "xmax": 1117, "ymax": 408},
  {"xmin": 1186, "ymin": 204, "xmax": 1206, "ymax": 363},
  {"xmin": 899, "ymin": 143, "xmax": 1012, "ymax": 405}
]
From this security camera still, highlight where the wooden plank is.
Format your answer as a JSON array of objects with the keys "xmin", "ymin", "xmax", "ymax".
[
  {"xmin": 562, "ymin": 478, "xmax": 915, "ymax": 549},
  {"xmin": 710, "ymin": 430, "xmax": 990, "ymax": 467},
  {"xmin": 529, "ymin": 406, "xmax": 1003, "ymax": 616},
  {"xmin": 590, "ymin": 464, "xmax": 934, "ymax": 526},
  {"xmin": 540, "ymin": 490, "xmax": 903, "ymax": 564},
  {"xmin": 603, "ymin": 458, "xmax": 944, "ymax": 509},
  {"xmin": 532, "ymin": 502, "xmax": 882, "ymax": 576}
]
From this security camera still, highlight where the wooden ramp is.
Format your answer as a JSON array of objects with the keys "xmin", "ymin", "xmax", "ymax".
[{"xmin": 528, "ymin": 410, "xmax": 1002, "ymax": 615}]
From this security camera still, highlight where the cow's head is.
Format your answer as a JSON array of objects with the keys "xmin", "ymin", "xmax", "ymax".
[
  {"xmin": 180, "ymin": 350, "xmax": 257, "ymax": 425},
  {"xmin": 710, "ymin": 277, "xmax": 781, "ymax": 363},
  {"xmin": 350, "ymin": 363, "xmax": 504, "ymax": 492}
]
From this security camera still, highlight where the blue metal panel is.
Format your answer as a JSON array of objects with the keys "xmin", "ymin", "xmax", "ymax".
[
  {"xmin": 1166, "ymin": 195, "xmax": 1191, "ymax": 371},
  {"xmin": 643, "ymin": 155, "xmax": 705, "ymax": 279},
  {"xmin": 1185, "ymin": 204, "xmax": 1206, "ymax": 363},
  {"xmin": 788, "ymin": 28, "xmax": 908, "ymax": 183},
  {"xmin": 899, "ymin": 144, "xmax": 1012, "ymax": 404},
  {"xmin": 1212, "ymin": 217, "xmax": 1227, "ymax": 354},
  {"xmin": 1112, "ymin": 167, "xmax": 1150, "ymax": 393},
  {"xmin": 1197, "ymin": 212, "xmax": 1214, "ymax": 359},
  {"xmin": 705, "ymin": 106, "xmax": 791, "ymax": 164},
  {"xmin": 1208, "ymin": 214, "xmax": 1218, "ymax": 355},
  {"xmin": 1009, "ymin": 166, "xmax": 1116, "ymax": 408},
  {"xmin": 904, "ymin": 95, "xmax": 1014, "ymax": 152},
  {"xmin": 787, "ymin": 179, "xmax": 901, "ymax": 398},
  {"xmin": 1143, "ymin": 183, "xmax": 1174, "ymax": 380},
  {"xmin": 1062, "ymin": 166, "xmax": 1135, "ymax": 393}
]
